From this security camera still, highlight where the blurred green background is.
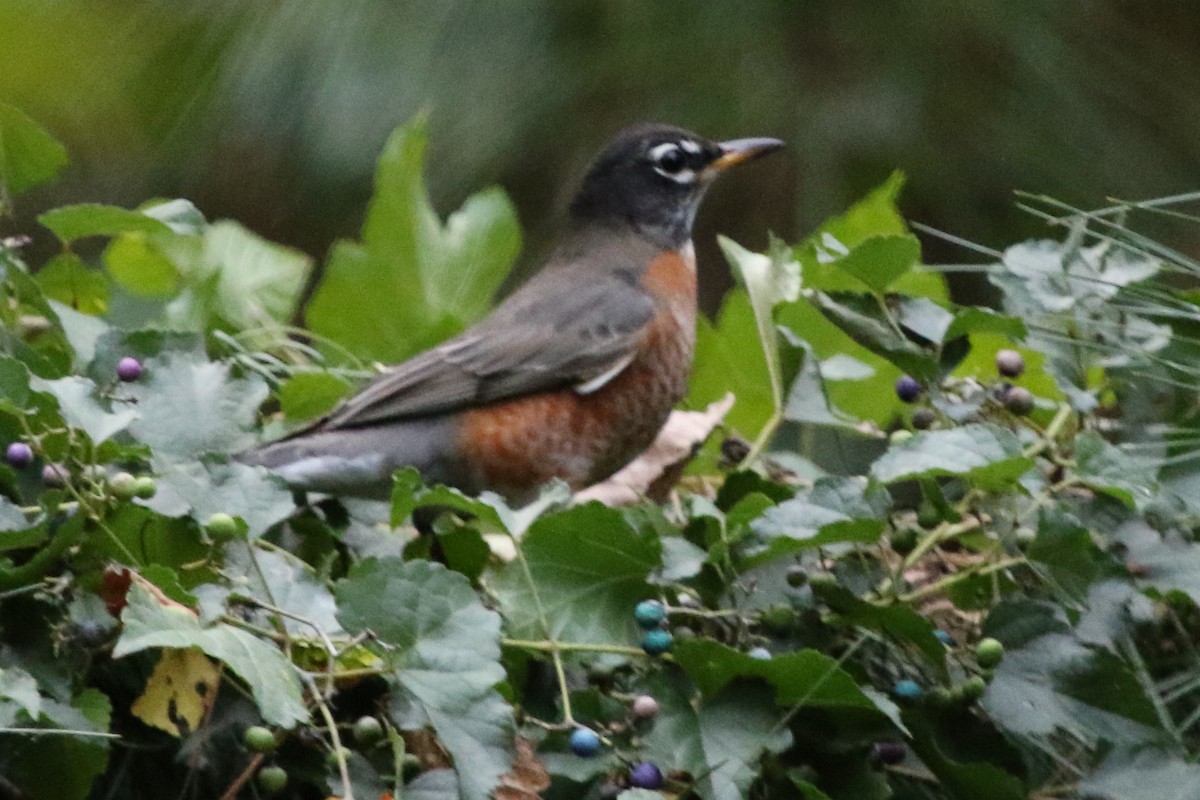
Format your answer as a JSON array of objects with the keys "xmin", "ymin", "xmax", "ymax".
[{"xmin": 2, "ymin": 0, "xmax": 1199, "ymax": 311}]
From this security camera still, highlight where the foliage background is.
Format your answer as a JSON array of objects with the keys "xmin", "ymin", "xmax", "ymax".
[{"xmin": 3, "ymin": 0, "xmax": 1200, "ymax": 310}]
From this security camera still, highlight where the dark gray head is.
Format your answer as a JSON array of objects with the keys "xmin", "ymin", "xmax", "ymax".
[{"xmin": 568, "ymin": 123, "xmax": 784, "ymax": 247}]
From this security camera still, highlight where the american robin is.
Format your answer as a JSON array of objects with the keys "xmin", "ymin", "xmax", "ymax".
[{"xmin": 241, "ymin": 123, "xmax": 783, "ymax": 500}]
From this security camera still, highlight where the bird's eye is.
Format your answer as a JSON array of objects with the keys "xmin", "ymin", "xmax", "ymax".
[{"xmin": 655, "ymin": 145, "xmax": 686, "ymax": 173}]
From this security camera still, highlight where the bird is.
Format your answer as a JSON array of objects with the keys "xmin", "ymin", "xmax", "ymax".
[{"xmin": 240, "ymin": 123, "xmax": 784, "ymax": 501}]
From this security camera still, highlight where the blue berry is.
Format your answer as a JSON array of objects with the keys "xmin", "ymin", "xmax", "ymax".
[
  {"xmin": 629, "ymin": 762, "xmax": 664, "ymax": 790},
  {"xmin": 5, "ymin": 442, "xmax": 33, "ymax": 469},
  {"xmin": 934, "ymin": 629, "xmax": 955, "ymax": 646},
  {"xmin": 634, "ymin": 600, "xmax": 666, "ymax": 629},
  {"xmin": 641, "ymin": 629, "xmax": 673, "ymax": 655},
  {"xmin": 748, "ymin": 647, "xmax": 772, "ymax": 660},
  {"xmin": 568, "ymin": 727, "xmax": 601, "ymax": 757},
  {"xmin": 895, "ymin": 375, "xmax": 921, "ymax": 403},
  {"xmin": 893, "ymin": 679, "xmax": 921, "ymax": 699}
]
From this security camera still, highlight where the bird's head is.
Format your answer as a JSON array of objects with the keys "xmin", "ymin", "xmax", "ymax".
[{"xmin": 569, "ymin": 123, "xmax": 784, "ymax": 246}]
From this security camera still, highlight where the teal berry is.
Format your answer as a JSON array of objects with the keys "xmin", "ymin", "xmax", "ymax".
[
  {"xmin": 893, "ymin": 679, "xmax": 921, "ymax": 699},
  {"xmin": 934, "ymin": 629, "xmax": 955, "ymax": 646},
  {"xmin": 747, "ymin": 647, "xmax": 772, "ymax": 660},
  {"xmin": 568, "ymin": 727, "xmax": 601, "ymax": 757},
  {"xmin": 641, "ymin": 629, "xmax": 673, "ymax": 655},
  {"xmin": 634, "ymin": 599, "xmax": 666, "ymax": 629}
]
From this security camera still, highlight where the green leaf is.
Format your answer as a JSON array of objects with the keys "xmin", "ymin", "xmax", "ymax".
[
  {"xmin": 30, "ymin": 375, "xmax": 137, "ymax": 443},
  {"xmin": 905, "ymin": 713, "xmax": 1027, "ymax": 800},
  {"xmin": 38, "ymin": 203, "xmax": 172, "ymax": 245},
  {"xmin": 780, "ymin": 333, "xmax": 858, "ymax": 428},
  {"xmin": 307, "ymin": 115, "xmax": 521, "ymax": 363},
  {"xmin": 943, "ymin": 306, "xmax": 1027, "ymax": 342},
  {"xmin": 869, "ymin": 424, "xmax": 1033, "ymax": 490},
  {"xmin": 336, "ymin": 558, "xmax": 511, "ymax": 800},
  {"xmin": 0, "ymin": 666, "xmax": 41, "ymax": 719},
  {"xmin": 488, "ymin": 503, "xmax": 660, "ymax": 644},
  {"xmin": 34, "ymin": 253, "xmax": 110, "ymax": 316},
  {"xmin": 147, "ymin": 461, "xmax": 295, "ymax": 540},
  {"xmin": 690, "ymin": 290, "xmax": 774, "ymax": 436},
  {"xmin": 1027, "ymin": 508, "xmax": 1100, "ymax": 601},
  {"xmin": 807, "ymin": 290, "xmax": 937, "ymax": 380},
  {"xmin": 278, "ymin": 372, "xmax": 353, "ymax": 421},
  {"xmin": 747, "ymin": 477, "xmax": 889, "ymax": 566},
  {"xmin": 113, "ymin": 583, "xmax": 308, "ymax": 728},
  {"xmin": 2, "ymin": 689, "xmax": 111, "ymax": 800},
  {"xmin": 0, "ymin": 102, "xmax": 67, "ymax": 209},
  {"xmin": 673, "ymin": 639, "xmax": 888, "ymax": 713},
  {"xmin": 1079, "ymin": 749, "xmax": 1200, "ymax": 800},
  {"xmin": 808, "ymin": 581, "xmax": 946, "ymax": 667},
  {"xmin": 1073, "ymin": 430, "xmax": 1156, "ymax": 508},
  {"xmin": 641, "ymin": 671, "xmax": 791, "ymax": 800},
  {"xmin": 837, "ymin": 234, "xmax": 920, "ymax": 293},
  {"xmin": 125, "ymin": 352, "xmax": 266, "ymax": 462}
]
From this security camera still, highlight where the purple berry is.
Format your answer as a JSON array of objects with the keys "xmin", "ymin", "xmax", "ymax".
[
  {"xmin": 116, "ymin": 357, "xmax": 143, "ymax": 382},
  {"xmin": 995, "ymin": 349, "xmax": 1025, "ymax": 378},
  {"xmin": 895, "ymin": 375, "xmax": 921, "ymax": 403},
  {"xmin": 873, "ymin": 741, "xmax": 906, "ymax": 765},
  {"xmin": 632, "ymin": 695, "xmax": 659, "ymax": 720},
  {"xmin": 629, "ymin": 762, "xmax": 664, "ymax": 790},
  {"xmin": 41, "ymin": 463, "xmax": 67, "ymax": 488},
  {"xmin": 6, "ymin": 442, "xmax": 33, "ymax": 469}
]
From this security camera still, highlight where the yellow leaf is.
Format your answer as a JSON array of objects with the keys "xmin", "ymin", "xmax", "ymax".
[{"xmin": 131, "ymin": 647, "xmax": 219, "ymax": 737}]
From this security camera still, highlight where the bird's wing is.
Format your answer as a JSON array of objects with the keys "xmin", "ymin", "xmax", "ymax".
[{"xmin": 317, "ymin": 272, "xmax": 655, "ymax": 430}]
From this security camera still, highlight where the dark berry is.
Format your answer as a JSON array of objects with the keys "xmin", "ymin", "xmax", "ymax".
[
  {"xmin": 890, "ymin": 527, "xmax": 919, "ymax": 554},
  {"xmin": 5, "ymin": 442, "xmax": 33, "ymax": 469},
  {"xmin": 632, "ymin": 695, "xmax": 659, "ymax": 720},
  {"xmin": 629, "ymin": 762, "xmax": 664, "ymax": 790},
  {"xmin": 634, "ymin": 599, "xmax": 666, "ymax": 629},
  {"xmin": 1003, "ymin": 386, "xmax": 1034, "ymax": 416},
  {"xmin": 108, "ymin": 472, "xmax": 139, "ymax": 501},
  {"xmin": 672, "ymin": 625, "xmax": 696, "ymax": 641},
  {"xmin": 41, "ymin": 463, "xmax": 67, "ymax": 487},
  {"xmin": 568, "ymin": 727, "xmax": 601, "ymax": 757},
  {"xmin": 242, "ymin": 725, "xmax": 276, "ymax": 754},
  {"xmin": 133, "ymin": 476, "xmax": 157, "ymax": 499},
  {"xmin": 976, "ymin": 637, "xmax": 1004, "ymax": 667},
  {"xmin": 911, "ymin": 407, "xmax": 936, "ymax": 430},
  {"xmin": 785, "ymin": 565, "xmax": 808, "ymax": 588},
  {"xmin": 893, "ymin": 679, "xmax": 921, "ymax": 699},
  {"xmin": 641, "ymin": 629, "xmax": 672, "ymax": 655},
  {"xmin": 256, "ymin": 765, "xmax": 287, "ymax": 794},
  {"xmin": 353, "ymin": 715, "xmax": 384, "ymax": 745},
  {"xmin": 719, "ymin": 435, "xmax": 751, "ymax": 465},
  {"xmin": 872, "ymin": 741, "xmax": 906, "ymax": 765},
  {"xmin": 747, "ymin": 646, "xmax": 772, "ymax": 660},
  {"xmin": 895, "ymin": 375, "xmax": 921, "ymax": 403},
  {"xmin": 116, "ymin": 356, "xmax": 143, "ymax": 382},
  {"xmin": 995, "ymin": 349, "xmax": 1025, "ymax": 378}
]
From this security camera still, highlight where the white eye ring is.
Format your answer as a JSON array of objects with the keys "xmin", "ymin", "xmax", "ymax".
[{"xmin": 649, "ymin": 142, "xmax": 695, "ymax": 184}]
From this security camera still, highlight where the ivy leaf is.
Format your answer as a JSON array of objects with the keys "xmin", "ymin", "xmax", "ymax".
[
  {"xmin": 488, "ymin": 503, "xmax": 660, "ymax": 644},
  {"xmin": 807, "ymin": 290, "xmax": 937, "ymax": 380},
  {"xmin": 0, "ymin": 102, "xmax": 67, "ymax": 210},
  {"xmin": 1073, "ymin": 431, "xmax": 1157, "ymax": 508},
  {"xmin": 113, "ymin": 583, "xmax": 308, "ymax": 728},
  {"xmin": 278, "ymin": 372, "xmax": 353, "ymax": 422},
  {"xmin": 30, "ymin": 375, "xmax": 136, "ymax": 444},
  {"xmin": 308, "ymin": 115, "xmax": 521, "ymax": 363},
  {"xmin": 126, "ymin": 353, "xmax": 266, "ymax": 462},
  {"xmin": 869, "ymin": 424, "xmax": 1033, "ymax": 490},
  {"xmin": 1, "ymin": 689, "xmax": 110, "ymax": 800},
  {"xmin": 641, "ymin": 671, "xmax": 791, "ymax": 800},
  {"xmin": 1079, "ymin": 748, "xmax": 1200, "ymax": 800},
  {"xmin": 34, "ymin": 253, "xmax": 109, "ymax": 316},
  {"xmin": 747, "ymin": 477, "xmax": 889, "ymax": 566},
  {"xmin": 336, "ymin": 558, "xmax": 511, "ymax": 800},
  {"xmin": 146, "ymin": 461, "xmax": 294, "ymax": 541},
  {"xmin": 38, "ymin": 203, "xmax": 172, "ymax": 245}
]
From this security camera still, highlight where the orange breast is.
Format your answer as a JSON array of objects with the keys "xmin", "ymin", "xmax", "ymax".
[{"xmin": 457, "ymin": 251, "xmax": 697, "ymax": 497}]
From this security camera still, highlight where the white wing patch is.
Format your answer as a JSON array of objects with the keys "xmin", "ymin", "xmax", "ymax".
[{"xmin": 574, "ymin": 353, "xmax": 636, "ymax": 395}]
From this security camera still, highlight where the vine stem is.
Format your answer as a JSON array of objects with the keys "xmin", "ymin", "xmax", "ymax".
[
  {"xmin": 511, "ymin": 537, "xmax": 575, "ymax": 725},
  {"xmin": 502, "ymin": 639, "xmax": 646, "ymax": 658},
  {"xmin": 302, "ymin": 672, "xmax": 355, "ymax": 800},
  {"xmin": 897, "ymin": 556, "xmax": 1027, "ymax": 603}
]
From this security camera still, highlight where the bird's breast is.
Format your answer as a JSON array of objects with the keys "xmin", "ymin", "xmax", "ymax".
[{"xmin": 456, "ymin": 247, "xmax": 697, "ymax": 498}]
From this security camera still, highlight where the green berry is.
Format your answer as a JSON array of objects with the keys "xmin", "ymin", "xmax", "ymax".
[
  {"xmin": 326, "ymin": 746, "xmax": 351, "ymax": 769},
  {"xmin": 205, "ymin": 512, "xmax": 239, "ymax": 541},
  {"xmin": 256, "ymin": 765, "xmax": 287, "ymax": 794},
  {"xmin": 108, "ymin": 472, "xmax": 139, "ymax": 501},
  {"xmin": 242, "ymin": 725, "xmax": 276, "ymax": 753},
  {"xmin": 890, "ymin": 527, "xmax": 919, "ymax": 555},
  {"xmin": 916, "ymin": 502, "xmax": 940, "ymax": 529},
  {"xmin": 353, "ymin": 715, "xmax": 384, "ymax": 745},
  {"xmin": 759, "ymin": 605, "xmax": 794, "ymax": 635},
  {"xmin": 960, "ymin": 675, "xmax": 987, "ymax": 702},
  {"xmin": 976, "ymin": 637, "xmax": 1005, "ymax": 668},
  {"xmin": 133, "ymin": 476, "xmax": 157, "ymax": 499},
  {"xmin": 785, "ymin": 565, "xmax": 808, "ymax": 588},
  {"xmin": 634, "ymin": 600, "xmax": 666, "ymax": 629},
  {"xmin": 889, "ymin": 429, "xmax": 913, "ymax": 446},
  {"xmin": 641, "ymin": 629, "xmax": 672, "ymax": 655}
]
